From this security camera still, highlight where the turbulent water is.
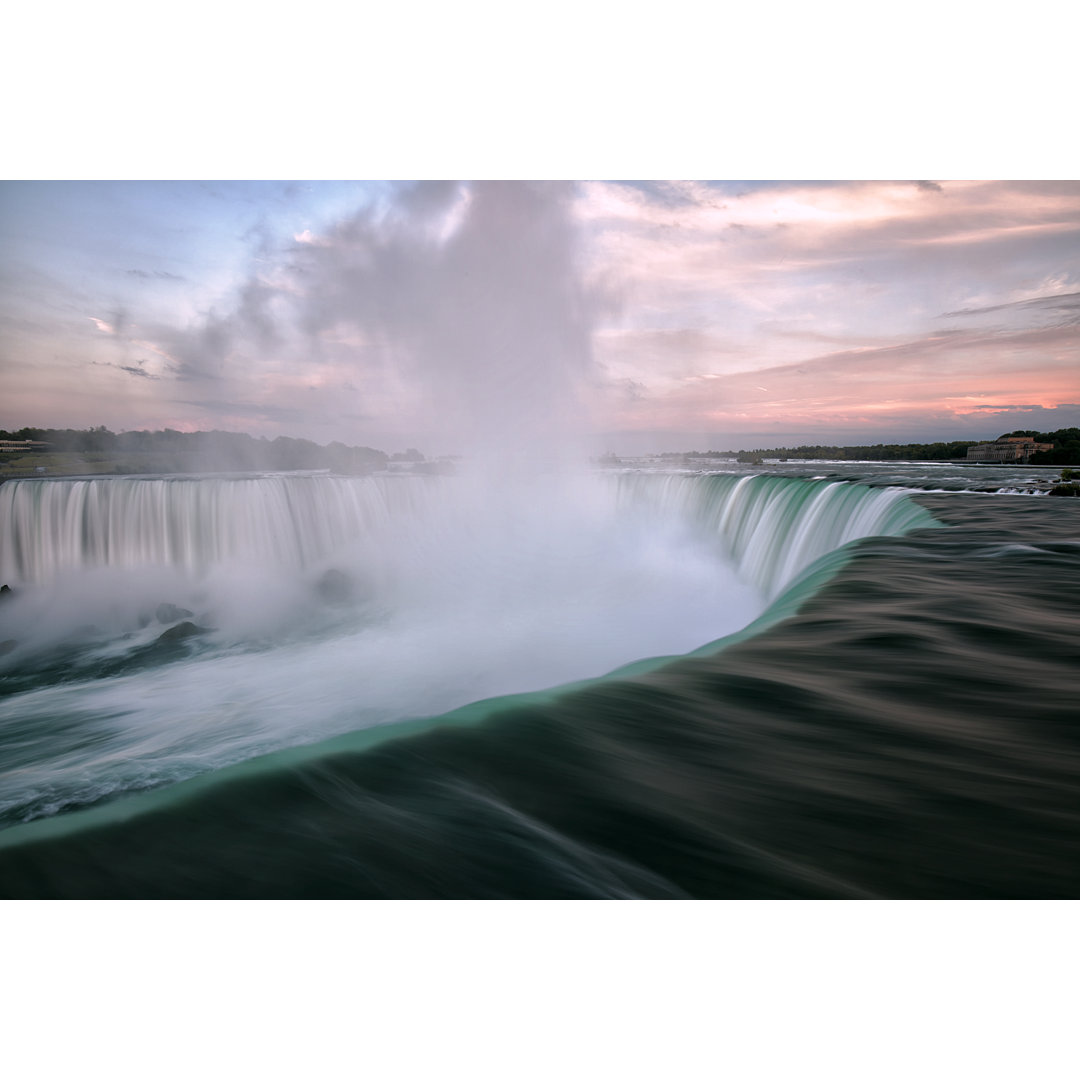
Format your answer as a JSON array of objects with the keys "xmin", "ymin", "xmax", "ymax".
[{"xmin": 1, "ymin": 462, "xmax": 1077, "ymax": 898}]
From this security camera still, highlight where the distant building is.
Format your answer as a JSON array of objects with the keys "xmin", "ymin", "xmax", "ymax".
[{"xmin": 966, "ymin": 436, "xmax": 1054, "ymax": 463}]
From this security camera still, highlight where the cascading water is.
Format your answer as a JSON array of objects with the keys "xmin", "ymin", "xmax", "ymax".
[
  {"xmin": 1, "ymin": 472, "xmax": 939, "ymax": 594},
  {"xmin": 0, "ymin": 470, "xmax": 938, "ymax": 828},
  {"xmin": 614, "ymin": 472, "xmax": 939, "ymax": 599}
]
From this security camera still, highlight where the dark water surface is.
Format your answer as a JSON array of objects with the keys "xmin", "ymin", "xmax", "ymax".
[{"xmin": 1, "ymin": 485, "xmax": 1077, "ymax": 898}]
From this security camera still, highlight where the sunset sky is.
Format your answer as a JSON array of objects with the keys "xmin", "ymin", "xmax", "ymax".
[{"xmin": 2, "ymin": 179, "xmax": 1078, "ymax": 456}]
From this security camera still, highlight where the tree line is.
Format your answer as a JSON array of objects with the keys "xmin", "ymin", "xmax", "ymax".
[
  {"xmin": 660, "ymin": 440, "xmax": 980, "ymax": 462},
  {"xmin": 5, "ymin": 424, "xmax": 1079, "ymax": 468},
  {"xmin": 0, "ymin": 427, "xmax": 389, "ymax": 474},
  {"xmin": 659, "ymin": 429, "xmax": 1080, "ymax": 465}
]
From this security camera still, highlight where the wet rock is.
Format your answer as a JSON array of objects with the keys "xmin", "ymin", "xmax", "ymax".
[
  {"xmin": 0, "ymin": 584, "xmax": 13, "ymax": 602},
  {"xmin": 315, "ymin": 568, "xmax": 354, "ymax": 605},
  {"xmin": 155, "ymin": 620, "xmax": 205, "ymax": 644},
  {"xmin": 156, "ymin": 602, "xmax": 194, "ymax": 624}
]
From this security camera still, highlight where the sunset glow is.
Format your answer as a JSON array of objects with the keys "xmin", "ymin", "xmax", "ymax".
[{"xmin": 1, "ymin": 180, "xmax": 1077, "ymax": 453}]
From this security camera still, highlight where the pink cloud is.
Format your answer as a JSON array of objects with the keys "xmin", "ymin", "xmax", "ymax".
[{"xmin": 7, "ymin": 181, "xmax": 1078, "ymax": 453}]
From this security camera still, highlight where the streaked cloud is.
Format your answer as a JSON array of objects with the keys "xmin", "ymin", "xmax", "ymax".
[{"xmin": 2, "ymin": 180, "xmax": 1078, "ymax": 451}]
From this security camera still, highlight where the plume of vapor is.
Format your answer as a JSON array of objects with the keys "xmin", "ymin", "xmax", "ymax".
[
  {"xmin": 146, "ymin": 181, "xmax": 603, "ymax": 463},
  {"xmin": 294, "ymin": 180, "xmax": 598, "ymax": 464}
]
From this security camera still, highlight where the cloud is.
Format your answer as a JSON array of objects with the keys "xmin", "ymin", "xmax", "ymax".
[
  {"xmin": 129, "ymin": 180, "xmax": 1080, "ymax": 451},
  {"xmin": 90, "ymin": 359, "xmax": 161, "ymax": 380},
  {"xmin": 11, "ymin": 180, "xmax": 1077, "ymax": 452},
  {"xmin": 89, "ymin": 309, "xmax": 130, "ymax": 338},
  {"xmin": 957, "ymin": 403, "xmax": 1080, "ymax": 431},
  {"xmin": 119, "ymin": 364, "xmax": 158, "ymax": 380},
  {"xmin": 142, "ymin": 181, "xmax": 603, "ymax": 455},
  {"xmin": 580, "ymin": 180, "xmax": 1080, "ymax": 290},
  {"xmin": 941, "ymin": 290, "xmax": 1080, "ymax": 321},
  {"xmin": 575, "ymin": 180, "xmax": 1080, "ymax": 402},
  {"xmin": 126, "ymin": 268, "xmax": 184, "ymax": 281},
  {"xmin": 970, "ymin": 402, "xmax": 1080, "ymax": 414},
  {"xmin": 603, "ymin": 313, "xmax": 1080, "ymax": 442}
]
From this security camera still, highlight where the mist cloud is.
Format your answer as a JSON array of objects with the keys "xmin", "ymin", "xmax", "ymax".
[
  {"xmin": 3, "ymin": 180, "xmax": 1078, "ymax": 450},
  {"xmin": 146, "ymin": 181, "xmax": 603, "ymax": 457}
]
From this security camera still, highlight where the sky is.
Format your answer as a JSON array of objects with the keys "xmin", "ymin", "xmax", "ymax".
[{"xmin": 1, "ymin": 179, "xmax": 1078, "ymax": 456}]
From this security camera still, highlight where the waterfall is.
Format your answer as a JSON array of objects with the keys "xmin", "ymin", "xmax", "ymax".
[
  {"xmin": 0, "ymin": 475, "xmax": 437, "ymax": 583},
  {"xmin": 0, "ymin": 470, "xmax": 941, "ymax": 830},
  {"xmin": 1, "ymin": 473, "xmax": 938, "ymax": 596},
  {"xmin": 615, "ymin": 472, "xmax": 939, "ymax": 599}
]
